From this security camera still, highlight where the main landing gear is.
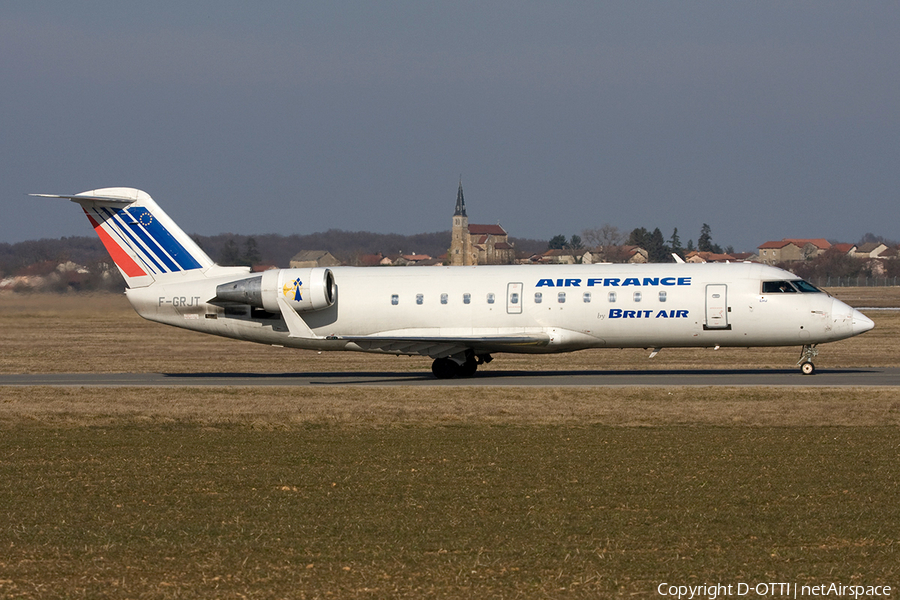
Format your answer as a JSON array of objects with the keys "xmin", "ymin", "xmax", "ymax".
[
  {"xmin": 431, "ymin": 351, "xmax": 492, "ymax": 379},
  {"xmin": 798, "ymin": 344, "xmax": 819, "ymax": 375}
]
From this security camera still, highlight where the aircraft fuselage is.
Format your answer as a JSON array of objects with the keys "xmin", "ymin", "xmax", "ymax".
[{"xmin": 126, "ymin": 262, "xmax": 871, "ymax": 356}]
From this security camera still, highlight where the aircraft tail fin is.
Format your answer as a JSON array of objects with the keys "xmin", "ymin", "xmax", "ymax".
[{"xmin": 32, "ymin": 188, "xmax": 216, "ymax": 288}]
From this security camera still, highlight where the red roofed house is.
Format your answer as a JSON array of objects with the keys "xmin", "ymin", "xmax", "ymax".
[
  {"xmin": 831, "ymin": 243, "xmax": 856, "ymax": 255},
  {"xmin": 757, "ymin": 241, "xmax": 801, "ymax": 264},
  {"xmin": 355, "ymin": 252, "xmax": 393, "ymax": 266},
  {"xmin": 784, "ymin": 239, "xmax": 831, "ymax": 259},
  {"xmin": 757, "ymin": 239, "xmax": 830, "ymax": 264},
  {"xmin": 685, "ymin": 251, "xmax": 737, "ymax": 264},
  {"xmin": 394, "ymin": 253, "xmax": 433, "ymax": 266},
  {"xmin": 449, "ymin": 181, "xmax": 515, "ymax": 265}
]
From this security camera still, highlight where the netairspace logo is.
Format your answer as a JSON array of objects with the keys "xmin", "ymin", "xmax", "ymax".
[{"xmin": 657, "ymin": 582, "xmax": 892, "ymax": 599}]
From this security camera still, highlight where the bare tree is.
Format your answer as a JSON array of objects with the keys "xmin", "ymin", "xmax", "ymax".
[{"xmin": 581, "ymin": 224, "xmax": 624, "ymax": 248}]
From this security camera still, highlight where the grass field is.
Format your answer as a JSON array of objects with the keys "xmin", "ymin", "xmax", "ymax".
[
  {"xmin": 1, "ymin": 421, "xmax": 898, "ymax": 598},
  {"xmin": 0, "ymin": 292, "xmax": 899, "ymax": 598},
  {"xmin": 1, "ymin": 288, "xmax": 898, "ymax": 374}
]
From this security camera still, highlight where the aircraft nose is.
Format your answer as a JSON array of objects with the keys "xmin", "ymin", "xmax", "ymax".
[
  {"xmin": 851, "ymin": 308, "xmax": 875, "ymax": 335},
  {"xmin": 830, "ymin": 299, "xmax": 875, "ymax": 338}
]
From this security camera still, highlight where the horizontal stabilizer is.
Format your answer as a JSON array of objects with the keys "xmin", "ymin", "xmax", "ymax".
[{"xmin": 30, "ymin": 193, "xmax": 136, "ymax": 205}]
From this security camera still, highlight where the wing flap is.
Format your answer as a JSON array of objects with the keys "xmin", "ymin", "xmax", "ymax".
[{"xmin": 340, "ymin": 334, "xmax": 551, "ymax": 358}]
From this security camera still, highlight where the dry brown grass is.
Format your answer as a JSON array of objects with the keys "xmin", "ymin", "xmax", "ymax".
[
  {"xmin": 1, "ymin": 290, "xmax": 897, "ymax": 374},
  {"xmin": 828, "ymin": 285, "xmax": 900, "ymax": 307},
  {"xmin": 2, "ymin": 422, "xmax": 897, "ymax": 598},
  {"xmin": 2, "ymin": 293, "xmax": 899, "ymax": 599},
  {"xmin": 2, "ymin": 385, "xmax": 900, "ymax": 428}
]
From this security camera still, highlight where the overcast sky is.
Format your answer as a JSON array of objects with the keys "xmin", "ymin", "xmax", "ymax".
[{"xmin": 3, "ymin": 2, "xmax": 898, "ymax": 251}]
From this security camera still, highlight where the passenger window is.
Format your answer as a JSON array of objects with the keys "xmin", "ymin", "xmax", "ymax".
[
  {"xmin": 440, "ymin": 293, "xmax": 448, "ymax": 305},
  {"xmin": 558, "ymin": 292, "xmax": 566, "ymax": 303},
  {"xmin": 391, "ymin": 294, "xmax": 399, "ymax": 306},
  {"xmin": 487, "ymin": 293, "xmax": 495, "ymax": 304},
  {"xmin": 510, "ymin": 292, "xmax": 519, "ymax": 304},
  {"xmin": 608, "ymin": 292, "xmax": 617, "ymax": 303},
  {"xmin": 634, "ymin": 292, "xmax": 642, "ymax": 302},
  {"xmin": 416, "ymin": 293, "xmax": 424, "ymax": 305},
  {"xmin": 659, "ymin": 291, "xmax": 667, "ymax": 302},
  {"xmin": 534, "ymin": 292, "xmax": 543, "ymax": 304},
  {"xmin": 463, "ymin": 293, "xmax": 471, "ymax": 305},
  {"xmin": 583, "ymin": 292, "xmax": 591, "ymax": 303}
]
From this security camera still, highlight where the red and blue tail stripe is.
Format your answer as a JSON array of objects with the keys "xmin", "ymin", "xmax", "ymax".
[
  {"xmin": 84, "ymin": 205, "xmax": 204, "ymax": 276},
  {"xmin": 83, "ymin": 208, "xmax": 148, "ymax": 278},
  {"xmin": 32, "ymin": 188, "xmax": 215, "ymax": 288}
]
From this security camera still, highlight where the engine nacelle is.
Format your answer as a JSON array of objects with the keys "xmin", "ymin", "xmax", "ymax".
[{"xmin": 215, "ymin": 268, "xmax": 336, "ymax": 313}]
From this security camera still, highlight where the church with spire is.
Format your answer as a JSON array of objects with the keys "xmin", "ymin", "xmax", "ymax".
[{"xmin": 449, "ymin": 181, "xmax": 515, "ymax": 266}]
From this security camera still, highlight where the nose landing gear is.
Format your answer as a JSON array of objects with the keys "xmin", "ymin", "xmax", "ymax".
[{"xmin": 798, "ymin": 344, "xmax": 819, "ymax": 375}]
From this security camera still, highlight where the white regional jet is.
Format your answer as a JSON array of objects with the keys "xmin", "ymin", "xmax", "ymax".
[{"xmin": 35, "ymin": 188, "xmax": 874, "ymax": 378}]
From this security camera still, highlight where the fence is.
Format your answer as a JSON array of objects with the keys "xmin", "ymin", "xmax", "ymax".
[{"xmin": 807, "ymin": 276, "xmax": 900, "ymax": 288}]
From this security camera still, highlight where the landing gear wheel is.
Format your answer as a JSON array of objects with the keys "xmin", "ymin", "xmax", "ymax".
[
  {"xmin": 431, "ymin": 358, "xmax": 459, "ymax": 379},
  {"xmin": 458, "ymin": 359, "xmax": 478, "ymax": 378},
  {"xmin": 431, "ymin": 351, "xmax": 485, "ymax": 379},
  {"xmin": 797, "ymin": 344, "xmax": 819, "ymax": 376}
]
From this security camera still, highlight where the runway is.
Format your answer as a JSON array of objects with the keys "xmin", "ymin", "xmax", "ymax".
[{"xmin": 2, "ymin": 367, "xmax": 899, "ymax": 387}]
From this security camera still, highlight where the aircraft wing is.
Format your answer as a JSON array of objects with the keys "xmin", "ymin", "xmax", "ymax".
[
  {"xmin": 276, "ymin": 296, "xmax": 550, "ymax": 357},
  {"xmin": 338, "ymin": 334, "xmax": 551, "ymax": 358}
]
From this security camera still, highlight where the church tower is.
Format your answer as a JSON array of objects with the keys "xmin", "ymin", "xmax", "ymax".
[{"xmin": 450, "ymin": 180, "xmax": 471, "ymax": 266}]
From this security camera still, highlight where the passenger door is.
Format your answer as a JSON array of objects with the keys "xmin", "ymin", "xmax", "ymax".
[{"xmin": 704, "ymin": 284, "xmax": 731, "ymax": 330}]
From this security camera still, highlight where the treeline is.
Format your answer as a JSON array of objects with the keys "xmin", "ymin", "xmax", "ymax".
[
  {"xmin": 0, "ymin": 236, "xmax": 110, "ymax": 275},
  {"xmin": 192, "ymin": 230, "xmax": 454, "ymax": 267},
  {"xmin": 0, "ymin": 231, "xmax": 461, "ymax": 278},
  {"xmin": 0, "ymin": 230, "xmax": 548, "ymax": 291},
  {"xmin": 191, "ymin": 231, "xmax": 545, "ymax": 267},
  {"xmin": 789, "ymin": 247, "xmax": 900, "ymax": 281},
  {"xmin": 0, "ymin": 230, "xmax": 463, "ymax": 276},
  {"xmin": 549, "ymin": 223, "xmax": 729, "ymax": 262}
]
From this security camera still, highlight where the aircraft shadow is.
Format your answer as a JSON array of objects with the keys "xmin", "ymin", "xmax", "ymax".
[
  {"xmin": 475, "ymin": 367, "xmax": 876, "ymax": 377},
  {"xmin": 162, "ymin": 367, "xmax": 878, "ymax": 385}
]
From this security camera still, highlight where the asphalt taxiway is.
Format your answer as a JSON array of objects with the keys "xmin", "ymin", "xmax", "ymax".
[{"xmin": 1, "ymin": 368, "xmax": 899, "ymax": 387}]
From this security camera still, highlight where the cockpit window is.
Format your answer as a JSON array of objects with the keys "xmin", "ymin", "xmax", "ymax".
[
  {"xmin": 762, "ymin": 280, "xmax": 821, "ymax": 294},
  {"xmin": 762, "ymin": 281, "xmax": 798, "ymax": 293},
  {"xmin": 791, "ymin": 280, "xmax": 821, "ymax": 293}
]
